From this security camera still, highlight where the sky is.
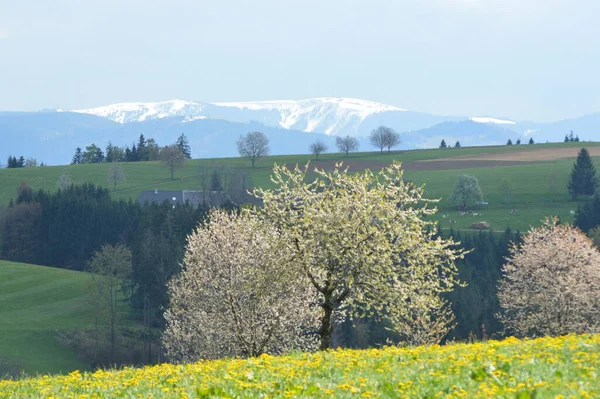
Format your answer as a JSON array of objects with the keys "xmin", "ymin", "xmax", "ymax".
[{"xmin": 1, "ymin": 0, "xmax": 599, "ymax": 122}]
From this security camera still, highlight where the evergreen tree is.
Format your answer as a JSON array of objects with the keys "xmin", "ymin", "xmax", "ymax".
[
  {"xmin": 506, "ymin": 139, "xmax": 513, "ymax": 145},
  {"xmin": 569, "ymin": 130, "xmax": 575, "ymax": 142},
  {"xmin": 17, "ymin": 156, "xmax": 25, "ymax": 168},
  {"xmin": 439, "ymin": 139, "xmax": 447, "ymax": 149},
  {"xmin": 568, "ymin": 147, "xmax": 597, "ymax": 199},
  {"xmin": 105, "ymin": 142, "xmax": 114, "ymax": 163},
  {"xmin": 125, "ymin": 146, "xmax": 132, "ymax": 162},
  {"xmin": 138, "ymin": 134, "xmax": 148, "ymax": 161},
  {"xmin": 515, "ymin": 138, "xmax": 521, "ymax": 145},
  {"xmin": 210, "ymin": 171, "xmax": 223, "ymax": 192},
  {"xmin": 176, "ymin": 133, "xmax": 192, "ymax": 159},
  {"xmin": 455, "ymin": 141, "xmax": 461, "ymax": 148},
  {"xmin": 575, "ymin": 135, "xmax": 580, "ymax": 142},
  {"xmin": 130, "ymin": 143, "xmax": 138, "ymax": 162},
  {"xmin": 528, "ymin": 137, "xmax": 534, "ymax": 144},
  {"xmin": 72, "ymin": 148, "xmax": 83, "ymax": 165},
  {"xmin": 564, "ymin": 134, "xmax": 570, "ymax": 143}
]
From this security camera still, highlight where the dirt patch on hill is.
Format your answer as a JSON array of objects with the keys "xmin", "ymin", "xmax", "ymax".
[
  {"xmin": 287, "ymin": 159, "xmax": 535, "ymax": 173},
  {"xmin": 424, "ymin": 147, "xmax": 600, "ymax": 163}
]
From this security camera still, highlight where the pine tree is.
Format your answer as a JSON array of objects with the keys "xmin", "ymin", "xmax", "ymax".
[
  {"xmin": 507, "ymin": 139, "xmax": 513, "ymax": 145},
  {"xmin": 568, "ymin": 148, "xmax": 597, "ymax": 199},
  {"xmin": 210, "ymin": 171, "xmax": 223, "ymax": 192},
  {"xmin": 516, "ymin": 138, "xmax": 521, "ymax": 145},
  {"xmin": 575, "ymin": 135, "xmax": 580, "ymax": 142},
  {"xmin": 138, "ymin": 134, "xmax": 148, "ymax": 161},
  {"xmin": 569, "ymin": 130, "xmax": 575, "ymax": 142},
  {"xmin": 72, "ymin": 148, "xmax": 83, "ymax": 165},
  {"xmin": 105, "ymin": 142, "xmax": 114, "ymax": 163},
  {"xmin": 528, "ymin": 138, "xmax": 534, "ymax": 144},
  {"xmin": 439, "ymin": 139, "xmax": 447, "ymax": 149},
  {"xmin": 176, "ymin": 133, "xmax": 192, "ymax": 159},
  {"xmin": 455, "ymin": 141, "xmax": 461, "ymax": 148},
  {"xmin": 565, "ymin": 134, "xmax": 570, "ymax": 143}
]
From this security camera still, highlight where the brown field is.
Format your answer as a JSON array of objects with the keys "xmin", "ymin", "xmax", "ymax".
[
  {"xmin": 288, "ymin": 159, "xmax": 536, "ymax": 173},
  {"xmin": 424, "ymin": 146, "xmax": 600, "ymax": 163}
]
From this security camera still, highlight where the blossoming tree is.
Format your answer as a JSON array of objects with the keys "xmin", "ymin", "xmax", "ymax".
[
  {"xmin": 498, "ymin": 218, "xmax": 600, "ymax": 337},
  {"xmin": 252, "ymin": 162, "xmax": 465, "ymax": 349},
  {"xmin": 163, "ymin": 209, "xmax": 319, "ymax": 362}
]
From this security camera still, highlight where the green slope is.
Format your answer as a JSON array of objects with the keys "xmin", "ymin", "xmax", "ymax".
[
  {"xmin": 0, "ymin": 141, "xmax": 597, "ymax": 231},
  {"xmin": 0, "ymin": 261, "xmax": 93, "ymax": 375}
]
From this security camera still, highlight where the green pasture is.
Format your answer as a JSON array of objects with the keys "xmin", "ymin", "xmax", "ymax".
[
  {"xmin": 0, "ymin": 261, "xmax": 93, "ymax": 376},
  {"xmin": 0, "ymin": 141, "xmax": 597, "ymax": 231}
]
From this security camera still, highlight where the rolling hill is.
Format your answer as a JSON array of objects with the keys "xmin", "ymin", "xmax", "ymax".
[
  {"xmin": 0, "ymin": 141, "xmax": 597, "ymax": 232},
  {"xmin": 0, "ymin": 261, "xmax": 94, "ymax": 375}
]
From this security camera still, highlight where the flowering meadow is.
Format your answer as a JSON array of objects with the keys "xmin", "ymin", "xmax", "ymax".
[{"xmin": 1, "ymin": 334, "xmax": 598, "ymax": 398}]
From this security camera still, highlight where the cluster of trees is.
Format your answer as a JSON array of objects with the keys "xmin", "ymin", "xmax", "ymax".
[
  {"xmin": 439, "ymin": 140, "xmax": 461, "ymax": 149},
  {"xmin": 6, "ymin": 156, "xmax": 40, "ymax": 168},
  {"xmin": 0, "ymin": 182, "xmax": 228, "ymax": 364},
  {"xmin": 369, "ymin": 126, "xmax": 400, "ymax": 152},
  {"xmin": 564, "ymin": 130, "xmax": 580, "ymax": 142},
  {"xmin": 507, "ymin": 138, "xmax": 535, "ymax": 145},
  {"xmin": 163, "ymin": 162, "xmax": 466, "ymax": 360},
  {"xmin": 72, "ymin": 134, "xmax": 192, "ymax": 165}
]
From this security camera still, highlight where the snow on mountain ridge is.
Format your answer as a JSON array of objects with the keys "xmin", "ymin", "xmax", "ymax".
[
  {"xmin": 469, "ymin": 116, "xmax": 516, "ymax": 125},
  {"xmin": 214, "ymin": 97, "xmax": 406, "ymax": 135},
  {"xmin": 72, "ymin": 100, "xmax": 206, "ymax": 124}
]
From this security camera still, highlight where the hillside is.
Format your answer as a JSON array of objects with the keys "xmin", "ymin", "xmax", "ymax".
[
  {"xmin": 0, "ymin": 142, "xmax": 597, "ymax": 232},
  {"xmin": 0, "ymin": 261, "xmax": 93, "ymax": 375},
  {"xmin": 1, "ymin": 334, "xmax": 598, "ymax": 397}
]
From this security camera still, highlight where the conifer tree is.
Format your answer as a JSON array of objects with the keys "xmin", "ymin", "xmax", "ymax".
[
  {"xmin": 507, "ymin": 139, "xmax": 513, "ymax": 146},
  {"xmin": 176, "ymin": 133, "xmax": 192, "ymax": 159},
  {"xmin": 568, "ymin": 147, "xmax": 597, "ymax": 199},
  {"xmin": 439, "ymin": 139, "xmax": 447, "ymax": 149},
  {"xmin": 528, "ymin": 137, "xmax": 534, "ymax": 144},
  {"xmin": 454, "ymin": 141, "xmax": 461, "ymax": 148}
]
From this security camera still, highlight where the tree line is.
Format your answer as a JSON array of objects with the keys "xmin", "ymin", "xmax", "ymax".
[{"xmin": 71, "ymin": 133, "xmax": 191, "ymax": 165}]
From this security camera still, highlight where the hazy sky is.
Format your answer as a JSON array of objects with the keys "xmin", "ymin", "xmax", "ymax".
[{"xmin": 1, "ymin": 0, "xmax": 599, "ymax": 121}]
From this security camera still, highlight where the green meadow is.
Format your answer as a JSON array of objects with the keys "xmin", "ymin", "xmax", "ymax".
[{"xmin": 0, "ymin": 141, "xmax": 597, "ymax": 231}]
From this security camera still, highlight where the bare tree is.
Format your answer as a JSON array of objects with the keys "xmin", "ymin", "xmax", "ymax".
[
  {"xmin": 237, "ymin": 131, "xmax": 269, "ymax": 167},
  {"xmin": 57, "ymin": 170, "xmax": 72, "ymax": 190},
  {"xmin": 335, "ymin": 135, "xmax": 359, "ymax": 157},
  {"xmin": 87, "ymin": 244, "xmax": 133, "ymax": 363},
  {"xmin": 370, "ymin": 126, "xmax": 400, "ymax": 153},
  {"xmin": 107, "ymin": 162, "xmax": 126, "ymax": 191},
  {"xmin": 384, "ymin": 128, "xmax": 401, "ymax": 152},
  {"xmin": 160, "ymin": 145, "xmax": 186, "ymax": 180},
  {"xmin": 163, "ymin": 209, "xmax": 319, "ymax": 362},
  {"xmin": 498, "ymin": 218, "xmax": 600, "ymax": 337},
  {"xmin": 309, "ymin": 140, "xmax": 328, "ymax": 160}
]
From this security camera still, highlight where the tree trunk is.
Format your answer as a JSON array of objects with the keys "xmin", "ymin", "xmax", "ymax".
[{"xmin": 319, "ymin": 297, "xmax": 334, "ymax": 350}]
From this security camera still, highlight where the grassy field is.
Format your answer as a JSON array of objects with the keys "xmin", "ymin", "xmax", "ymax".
[
  {"xmin": 0, "ymin": 261, "xmax": 94, "ymax": 376},
  {"xmin": 1, "ymin": 334, "xmax": 598, "ymax": 398},
  {"xmin": 0, "ymin": 142, "xmax": 598, "ymax": 231}
]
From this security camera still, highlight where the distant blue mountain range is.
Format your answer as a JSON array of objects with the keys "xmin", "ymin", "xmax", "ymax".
[{"xmin": 1, "ymin": 97, "xmax": 599, "ymax": 165}]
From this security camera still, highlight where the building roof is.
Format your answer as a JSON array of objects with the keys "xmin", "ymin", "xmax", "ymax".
[
  {"xmin": 138, "ymin": 189, "xmax": 249, "ymax": 208},
  {"xmin": 138, "ymin": 190, "xmax": 184, "ymax": 205}
]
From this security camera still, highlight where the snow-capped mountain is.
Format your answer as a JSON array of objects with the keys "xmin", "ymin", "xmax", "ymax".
[
  {"xmin": 469, "ymin": 117, "xmax": 516, "ymax": 125},
  {"xmin": 72, "ymin": 100, "xmax": 206, "ymax": 124},
  {"xmin": 5, "ymin": 96, "xmax": 600, "ymax": 165},
  {"xmin": 71, "ymin": 97, "xmax": 409, "ymax": 136},
  {"xmin": 213, "ymin": 97, "xmax": 406, "ymax": 135}
]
